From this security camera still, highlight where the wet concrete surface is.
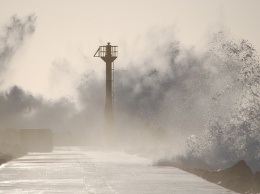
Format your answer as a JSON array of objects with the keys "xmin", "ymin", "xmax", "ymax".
[{"xmin": 0, "ymin": 147, "xmax": 236, "ymax": 194}]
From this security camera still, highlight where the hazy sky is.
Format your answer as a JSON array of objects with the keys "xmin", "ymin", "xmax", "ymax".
[{"xmin": 0, "ymin": 0, "xmax": 259, "ymax": 99}]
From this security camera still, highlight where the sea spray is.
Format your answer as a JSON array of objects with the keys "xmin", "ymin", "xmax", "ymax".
[{"xmin": 156, "ymin": 32, "xmax": 260, "ymax": 172}]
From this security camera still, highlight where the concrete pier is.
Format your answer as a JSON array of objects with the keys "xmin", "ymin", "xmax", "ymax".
[{"xmin": 0, "ymin": 147, "xmax": 235, "ymax": 193}]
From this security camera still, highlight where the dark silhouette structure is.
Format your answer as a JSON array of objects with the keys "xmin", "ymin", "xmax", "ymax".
[{"xmin": 94, "ymin": 43, "xmax": 118, "ymax": 136}]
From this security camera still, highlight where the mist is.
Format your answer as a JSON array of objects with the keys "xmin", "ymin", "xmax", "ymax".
[
  {"xmin": 0, "ymin": 16, "xmax": 236, "ymax": 136},
  {"xmin": 0, "ymin": 14, "xmax": 259, "ymax": 174}
]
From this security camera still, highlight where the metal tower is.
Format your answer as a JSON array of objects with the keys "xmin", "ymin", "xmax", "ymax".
[{"xmin": 94, "ymin": 42, "xmax": 118, "ymax": 130}]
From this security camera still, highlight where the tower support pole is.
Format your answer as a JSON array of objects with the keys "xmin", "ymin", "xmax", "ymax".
[{"xmin": 105, "ymin": 60, "xmax": 113, "ymax": 129}]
